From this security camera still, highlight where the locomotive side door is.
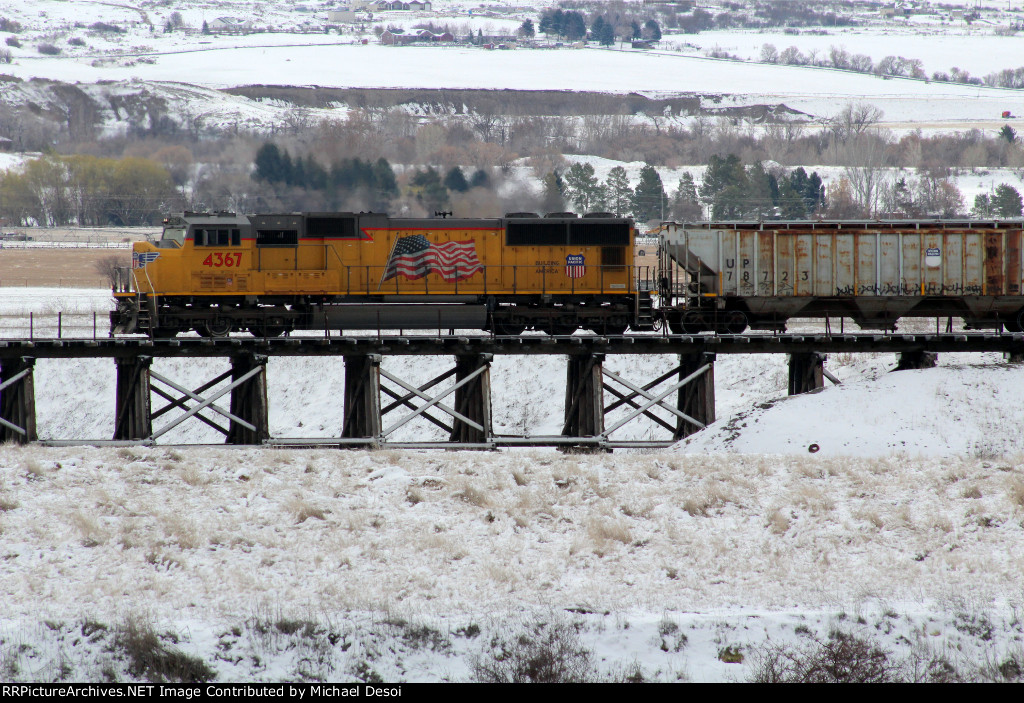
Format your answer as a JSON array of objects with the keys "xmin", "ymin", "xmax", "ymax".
[{"xmin": 251, "ymin": 214, "xmax": 300, "ymax": 292}]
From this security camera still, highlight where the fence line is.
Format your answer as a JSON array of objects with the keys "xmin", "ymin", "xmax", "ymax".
[
  {"xmin": 0, "ymin": 241, "xmax": 132, "ymax": 249},
  {"xmin": 0, "ymin": 279, "xmax": 110, "ymax": 288}
]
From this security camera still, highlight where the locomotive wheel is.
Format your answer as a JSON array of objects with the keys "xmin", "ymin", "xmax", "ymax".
[
  {"xmin": 545, "ymin": 321, "xmax": 578, "ymax": 336},
  {"xmin": 249, "ymin": 322, "xmax": 289, "ymax": 338},
  {"xmin": 494, "ymin": 321, "xmax": 526, "ymax": 336},
  {"xmin": 597, "ymin": 322, "xmax": 628, "ymax": 336},
  {"xmin": 199, "ymin": 318, "xmax": 233, "ymax": 337}
]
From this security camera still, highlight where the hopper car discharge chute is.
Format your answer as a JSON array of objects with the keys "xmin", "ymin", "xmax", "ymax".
[
  {"xmin": 110, "ymin": 211, "xmax": 658, "ymax": 338},
  {"xmin": 657, "ymin": 220, "xmax": 1024, "ymax": 334}
]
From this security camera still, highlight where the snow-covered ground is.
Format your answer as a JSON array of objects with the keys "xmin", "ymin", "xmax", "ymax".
[
  {"xmin": 2, "ymin": 1, "xmax": 1024, "ymax": 132},
  {"xmin": 0, "ymin": 287, "xmax": 1023, "ymax": 682}
]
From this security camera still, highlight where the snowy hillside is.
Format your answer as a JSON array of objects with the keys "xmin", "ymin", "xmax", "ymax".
[{"xmin": 1, "ymin": 288, "xmax": 1023, "ymax": 682}]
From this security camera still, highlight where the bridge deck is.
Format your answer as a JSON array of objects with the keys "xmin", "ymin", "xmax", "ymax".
[{"xmin": 0, "ymin": 332, "xmax": 1021, "ymax": 358}]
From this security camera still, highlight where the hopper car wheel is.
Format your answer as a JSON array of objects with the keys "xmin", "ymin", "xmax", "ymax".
[
  {"xmin": 680, "ymin": 311, "xmax": 708, "ymax": 334},
  {"xmin": 723, "ymin": 311, "xmax": 748, "ymax": 335},
  {"xmin": 1009, "ymin": 309, "xmax": 1024, "ymax": 333}
]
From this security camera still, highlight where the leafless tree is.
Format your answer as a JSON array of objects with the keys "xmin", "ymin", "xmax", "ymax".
[
  {"xmin": 829, "ymin": 103, "xmax": 884, "ymax": 144},
  {"xmin": 94, "ymin": 254, "xmax": 129, "ymax": 287}
]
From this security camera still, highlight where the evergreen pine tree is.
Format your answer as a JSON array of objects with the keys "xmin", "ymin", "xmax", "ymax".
[
  {"xmin": 541, "ymin": 170, "xmax": 566, "ymax": 213},
  {"xmin": 469, "ymin": 169, "xmax": 490, "ymax": 189},
  {"xmin": 992, "ymin": 183, "xmax": 1024, "ymax": 216},
  {"xmin": 631, "ymin": 164, "xmax": 667, "ymax": 223},
  {"xmin": 700, "ymin": 154, "xmax": 747, "ymax": 219},
  {"xmin": 411, "ymin": 167, "xmax": 449, "ymax": 212},
  {"xmin": 373, "ymin": 158, "xmax": 398, "ymax": 200},
  {"xmin": 643, "ymin": 19, "xmax": 661, "ymax": 41},
  {"xmin": 564, "ymin": 162, "xmax": 602, "ymax": 211},
  {"xmin": 254, "ymin": 143, "xmax": 284, "ymax": 183},
  {"xmin": 671, "ymin": 172, "xmax": 702, "ymax": 220},
  {"xmin": 604, "ymin": 166, "xmax": 633, "ymax": 217},
  {"xmin": 444, "ymin": 166, "xmax": 470, "ymax": 193}
]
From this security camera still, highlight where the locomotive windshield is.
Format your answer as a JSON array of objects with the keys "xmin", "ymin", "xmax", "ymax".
[{"xmin": 159, "ymin": 225, "xmax": 185, "ymax": 248}]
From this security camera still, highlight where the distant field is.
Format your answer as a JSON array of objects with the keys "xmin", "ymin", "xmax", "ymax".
[{"xmin": 0, "ymin": 249, "xmax": 128, "ymax": 288}]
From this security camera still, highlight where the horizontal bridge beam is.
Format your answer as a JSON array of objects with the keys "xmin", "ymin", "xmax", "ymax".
[{"xmin": 0, "ymin": 333, "xmax": 1022, "ymax": 358}]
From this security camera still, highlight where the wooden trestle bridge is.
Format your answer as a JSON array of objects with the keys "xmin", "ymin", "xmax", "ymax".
[{"xmin": 1, "ymin": 332, "xmax": 1022, "ymax": 449}]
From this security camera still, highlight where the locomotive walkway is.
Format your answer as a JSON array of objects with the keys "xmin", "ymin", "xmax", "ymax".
[{"xmin": 1, "ymin": 331, "xmax": 1021, "ymax": 449}]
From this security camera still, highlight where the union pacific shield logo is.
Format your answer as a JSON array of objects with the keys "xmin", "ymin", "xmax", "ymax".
[
  {"xmin": 132, "ymin": 252, "xmax": 160, "ymax": 268},
  {"xmin": 565, "ymin": 254, "xmax": 585, "ymax": 279}
]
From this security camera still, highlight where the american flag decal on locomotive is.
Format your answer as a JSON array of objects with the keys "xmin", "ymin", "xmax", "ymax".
[
  {"xmin": 382, "ymin": 235, "xmax": 483, "ymax": 282},
  {"xmin": 565, "ymin": 254, "xmax": 585, "ymax": 279},
  {"xmin": 132, "ymin": 252, "xmax": 160, "ymax": 268}
]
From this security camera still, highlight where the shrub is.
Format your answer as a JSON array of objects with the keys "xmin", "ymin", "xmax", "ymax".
[
  {"xmin": 68, "ymin": 37, "xmax": 85, "ymax": 47},
  {"xmin": 5, "ymin": 36, "xmax": 20, "ymax": 48},
  {"xmin": 89, "ymin": 22, "xmax": 123, "ymax": 34},
  {"xmin": 471, "ymin": 620, "xmax": 598, "ymax": 683},
  {"xmin": 37, "ymin": 43, "xmax": 61, "ymax": 55},
  {"xmin": 114, "ymin": 620, "xmax": 215, "ymax": 683},
  {"xmin": 748, "ymin": 631, "xmax": 899, "ymax": 683}
]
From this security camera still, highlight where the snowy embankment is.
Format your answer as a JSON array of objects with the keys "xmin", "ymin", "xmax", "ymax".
[{"xmin": 0, "ymin": 288, "xmax": 1023, "ymax": 681}]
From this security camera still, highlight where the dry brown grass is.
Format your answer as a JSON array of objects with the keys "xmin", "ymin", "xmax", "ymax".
[
  {"xmin": 1006, "ymin": 478, "xmax": 1024, "ymax": 509},
  {"xmin": 0, "ymin": 249, "xmax": 128, "ymax": 287}
]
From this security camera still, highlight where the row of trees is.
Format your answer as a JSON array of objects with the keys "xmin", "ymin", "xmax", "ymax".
[
  {"xmin": 252, "ymin": 142, "xmax": 494, "ymax": 214},
  {"xmin": 0, "ymin": 155, "xmax": 178, "ymax": 226},
  {"xmin": 757, "ymin": 42, "xmax": 1011, "ymax": 87},
  {"xmin": 545, "ymin": 153, "xmax": 1024, "ymax": 223},
  {"xmin": 535, "ymin": 8, "xmax": 660, "ymax": 45},
  {"xmin": 545, "ymin": 157, "xmax": 826, "ymax": 224}
]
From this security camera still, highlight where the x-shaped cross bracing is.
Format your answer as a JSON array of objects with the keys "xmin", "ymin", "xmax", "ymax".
[
  {"xmin": 0, "ymin": 367, "xmax": 31, "ymax": 436},
  {"xmin": 601, "ymin": 362, "xmax": 711, "ymax": 438},
  {"xmin": 378, "ymin": 364, "xmax": 488, "ymax": 438},
  {"xmin": 149, "ymin": 366, "xmax": 262, "ymax": 440}
]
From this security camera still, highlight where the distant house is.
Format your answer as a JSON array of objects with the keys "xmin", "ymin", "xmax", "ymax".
[
  {"xmin": 380, "ymin": 27, "xmax": 451, "ymax": 44},
  {"xmin": 470, "ymin": 34, "xmax": 517, "ymax": 46},
  {"xmin": 375, "ymin": 1, "xmax": 432, "ymax": 11},
  {"xmin": 209, "ymin": 17, "xmax": 251, "ymax": 33}
]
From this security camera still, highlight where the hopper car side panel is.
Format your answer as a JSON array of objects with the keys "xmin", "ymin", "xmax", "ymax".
[{"xmin": 660, "ymin": 221, "xmax": 1024, "ymax": 333}]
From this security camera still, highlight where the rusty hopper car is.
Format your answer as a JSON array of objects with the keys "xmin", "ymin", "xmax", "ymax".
[
  {"xmin": 111, "ymin": 211, "xmax": 655, "ymax": 336},
  {"xmin": 660, "ymin": 220, "xmax": 1024, "ymax": 333}
]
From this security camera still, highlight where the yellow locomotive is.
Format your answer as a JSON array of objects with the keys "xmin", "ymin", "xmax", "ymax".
[{"xmin": 111, "ymin": 211, "xmax": 655, "ymax": 336}]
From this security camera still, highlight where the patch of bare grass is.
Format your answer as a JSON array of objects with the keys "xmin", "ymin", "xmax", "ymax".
[{"xmin": 114, "ymin": 619, "xmax": 215, "ymax": 683}]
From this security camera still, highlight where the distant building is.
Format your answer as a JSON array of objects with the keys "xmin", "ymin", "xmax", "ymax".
[
  {"xmin": 375, "ymin": 1, "xmax": 432, "ymax": 10},
  {"xmin": 380, "ymin": 27, "xmax": 451, "ymax": 45},
  {"xmin": 209, "ymin": 17, "xmax": 251, "ymax": 33},
  {"xmin": 327, "ymin": 10, "xmax": 358, "ymax": 22}
]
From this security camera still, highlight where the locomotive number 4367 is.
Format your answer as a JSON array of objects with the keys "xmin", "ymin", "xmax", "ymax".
[{"xmin": 202, "ymin": 252, "xmax": 243, "ymax": 267}]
